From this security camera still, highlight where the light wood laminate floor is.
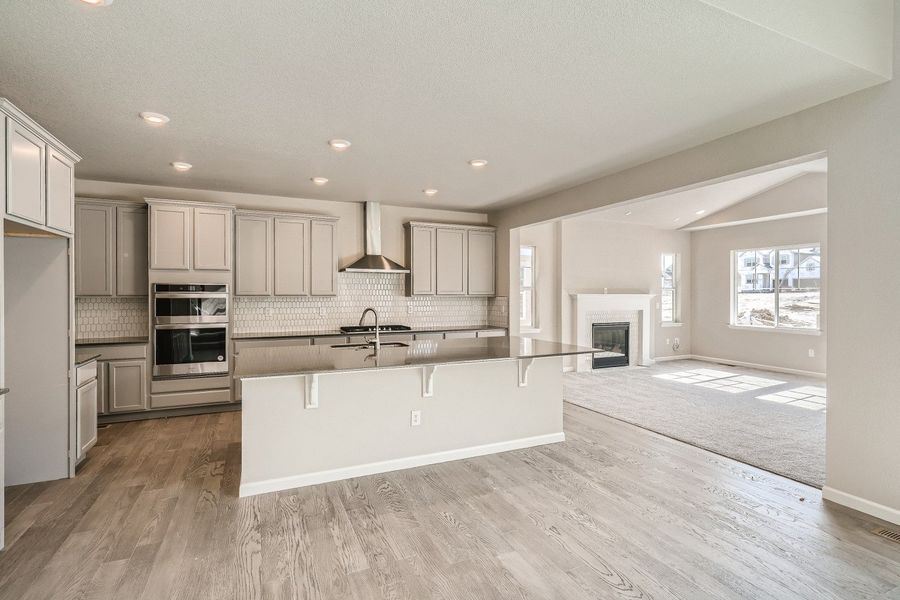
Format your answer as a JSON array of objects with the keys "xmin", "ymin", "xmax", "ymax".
[{"xmin": 2, "ymin": 404, "xmax": 899, "ymax": 599}]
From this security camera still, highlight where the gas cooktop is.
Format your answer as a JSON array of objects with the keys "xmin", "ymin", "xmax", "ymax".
[{"xmin": 340, "ymin": 324, "xmax": 412, "ymax": 333}]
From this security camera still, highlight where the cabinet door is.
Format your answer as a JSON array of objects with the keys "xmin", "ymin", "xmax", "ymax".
[
  {"xmin": 193, "ymin": 207, "xmax": 232, "ymax": 271},
  {"xmin": 235, "ymin": 215, "xmax": 273, "ymax": 295},
  {"xmin": 75, "ymin": 203, "xmax": 115, "ymax": 296},
  {"xmin": 108, "ymin": 359, "xmax": 147, "ymax": 413},
  {"xmin": 467, "ymin": 230, "xmax": 495, "ymax": 296},
  {"xmin": 150, "ymin": 204, "xmax": 191, "ymax": 270},
  {"xmin": 6, "ymin": 119, "xmax": 45, "ymax": 225},
  {"xmin": 116, "ymin": 206, "xmax": 148, "ymax": 296},
  {"xmin": 274, "ymin": 217, "xmax": 309, "ymax": 296},
  {"xmin": 310, "ymin": 220, "xmax": 337, "ymax": 296},
  {"xmin": 76, "ymin": 380, "xmax": 98, "ymax": 458},
  {"xmin": 409, "ymin": 226, "xmax": 436, "ymax": 295},
  {"xmin": 435, "ymin": 227, "xmax": 467, "ymax": 295},
  {"xmin": 45, "ymin": 148, "xmax": 74, "ymax": 233},
  {"xmin": 97, "ymin": 362, "xmax": 108, "ymax": 415}
]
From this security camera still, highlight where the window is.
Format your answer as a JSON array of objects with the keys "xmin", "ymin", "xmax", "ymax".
[
  {"xmin": 732, "ymin": 245, "xmax": 821, "ymax": 330},
  {"xmin": 661, "ymin": 253, "xmax": 678, "ymax": 323},
  {"xmin": 520, "ymin": 246, "xmax": 537, "ymax": 329}
]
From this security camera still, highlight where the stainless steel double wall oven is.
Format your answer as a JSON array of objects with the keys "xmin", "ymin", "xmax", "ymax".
[{"xmin": 152, "ymin": 283, "xmax": 229, "ymax": 376}]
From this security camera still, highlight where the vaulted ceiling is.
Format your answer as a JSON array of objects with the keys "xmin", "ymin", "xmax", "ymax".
[{"xmin": 0, "ymin": 1, "xmax": 891, "ymax": 210}]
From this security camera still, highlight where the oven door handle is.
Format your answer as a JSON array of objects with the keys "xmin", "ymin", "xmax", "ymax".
[
  {"xmin": 153, "ymin": 323, "xmax": 229, "ymax": 330},
  {"xmin": 153, "ymin": 293, "xmax": 229, "ymax": 300},
  {"xmin": 154, "ymin": 316, "xmax": 229, "ymax": 325}
]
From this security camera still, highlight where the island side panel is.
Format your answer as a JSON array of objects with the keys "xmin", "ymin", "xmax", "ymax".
[{"xmin": 240, "ymin": 357, "xmax": 564, "ymax": 496}]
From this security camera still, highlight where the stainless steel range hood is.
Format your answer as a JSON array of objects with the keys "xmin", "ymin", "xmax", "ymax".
[{"xmin": 341, "ymin": 201, "xmax": 410, "ymax": 273}]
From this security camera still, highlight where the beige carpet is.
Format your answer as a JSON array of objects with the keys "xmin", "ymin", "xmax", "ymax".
[{"xmin": 563, "ymin": 359, "xmax": 826, "ymax": 488}]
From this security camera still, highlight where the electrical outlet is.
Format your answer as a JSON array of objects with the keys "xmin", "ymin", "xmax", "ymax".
[
  {"xmin": 666, "ymin": 338, "xmax": 670, "ymax": 346},
  {"xmin": 410, "ymin": 410, "xmax": 422, "ymax": 427},
  {"xmin": 808, "ymin": 348, "xmax": 815, "ymax": 358}
]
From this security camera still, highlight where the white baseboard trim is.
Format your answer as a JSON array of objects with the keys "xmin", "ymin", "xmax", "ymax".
[
  {"xmin": 562, "ymin": 365, "xmax": 575, "ymax": 373},
  {"xmin": 653, "ymin": 355, "xmax": 692, "ymax": 363},
  {"xmin": 823, "ymin": 486, "xmax": 900, "ymax": 526},
  {"xmin": 240, "ymin": 432, "xmax": 566, "ymax": 497},
  {"xmin": 690, "ymin": 354, "xmax": 825, "ymax": 378}
]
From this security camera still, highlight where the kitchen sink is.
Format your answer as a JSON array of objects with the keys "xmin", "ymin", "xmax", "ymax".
[{"xmin": 331, "ymin": 342, "xmax": 410, "ymax": 349}]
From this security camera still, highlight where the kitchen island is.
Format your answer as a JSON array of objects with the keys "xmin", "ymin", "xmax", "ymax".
[{"xmin": 235, "ymin": 336, "xmax": 596, "ymax": 497}]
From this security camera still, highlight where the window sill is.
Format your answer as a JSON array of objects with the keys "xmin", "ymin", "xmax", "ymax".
[
  {"xmin": 660, "ymin": 322, "xmax": 684, "ymax": 328},
  {"xmin": 727, "ymin": 324, "xmax": 822, "ymax": 336}
]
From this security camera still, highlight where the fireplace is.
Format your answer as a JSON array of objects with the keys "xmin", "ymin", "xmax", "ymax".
[{"xmin": 592, "ymin": 322, "xmax": 630, "ymax": 368}]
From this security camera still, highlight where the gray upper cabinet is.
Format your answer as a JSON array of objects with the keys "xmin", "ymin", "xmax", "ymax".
[
  {"xmin": 310, "ymin": 220, "xmax": 338, "ymax": 296},
  {"xmin": 193, "ymin": 206, "xmax": 232, "ymax": 271},
  {"xmin": 235, "ymin": 213, "xmax": 273, "ymax": 296},
  {"xmin": 45, "ymin": 148, "xmax": 74, "ymax": 233},
  {"xmin": 405, "ymin": 221, "xmax": 496, "ymax": 297},
  {"xmin": 236, "ymin": 211, "xmax": 338, "ymax": 297},
  {"xmin": 6, "ymin": 118, "xmax": 45, "ymax": 225},
  {"xmin": 75, "ymin": 200, "xmax": 148, "ymax": 297},
  {"xmin": 274, "ymin": 217, "xmax": 309, "ymax": 296},
  {"xmin": 150, "ymin": 203, "xmax": 192, "ymax": 270},
  {"xmin": 116, "ymin": 206, "xmax": 148, "ymax": 296},
  {"xmin": 1, "ymin": 100, "xmax": 81, "ymax": 236},
  {"xmin": 75, "ymin": 203, "xmax": 115, "ymax": 296},
  {"xmin": 407, "ymin": 224, "xmax": 436, "ymax": 295},
  {"xmin": 436, "ymin": 227, "xmax": 467, "ymax": 295},
  {"xmin": 467, "ymin": 229, "xmax": 496, "ymax": 296}
]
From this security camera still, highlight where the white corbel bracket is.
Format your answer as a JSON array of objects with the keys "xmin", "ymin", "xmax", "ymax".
[
  {"xmin": 422, "ymin": 365, "xmax": 437, "ymax": 397},
  {"xmin": 518, "ymin": 357, "xmax": 535, "ymax": 387},
  {"xmin": 305, "ymin": 374, "xmax": 319, "ymax": 409}
]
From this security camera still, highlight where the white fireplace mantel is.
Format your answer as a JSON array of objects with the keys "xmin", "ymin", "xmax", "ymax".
[{"xmin": 571, "ymin": 293, "xmax": 656, "ymax": 371}]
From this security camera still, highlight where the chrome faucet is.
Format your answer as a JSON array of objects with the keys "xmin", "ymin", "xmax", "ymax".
[{"xmin": 359, "ymin": 307, "xmax": 380, "ymax": 351}]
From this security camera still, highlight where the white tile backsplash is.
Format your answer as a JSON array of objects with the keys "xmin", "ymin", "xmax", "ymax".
[{"xmin": 75, "ymin": 273, "xmax": 509, "ymax": 339}]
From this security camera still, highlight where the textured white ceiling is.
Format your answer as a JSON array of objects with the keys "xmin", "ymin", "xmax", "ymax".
[
  {"xmin": 0, "ymin": 2, "xmax": 887, "ymax": 210},
  {"xmin": 579, "ymin": 158, "xmax": 827, "ymax": 229}
]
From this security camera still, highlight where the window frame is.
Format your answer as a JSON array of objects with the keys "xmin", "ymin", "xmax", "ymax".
[
  {"xmin": 519, "ymin": 245, "xmax": 538, "ymax": 331},
  {"xmin": 730, "ymin": 243, "xmax": 822, "ymax": 333},
  {"xmin": 660, "ymin": 252, "xmax": 680, "ymax": 325}
]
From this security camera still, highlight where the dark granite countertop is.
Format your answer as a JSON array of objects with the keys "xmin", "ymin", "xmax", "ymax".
[
  {"xmin": 75, "ymin": 354, "xmax": 101, "ymax": 367},
  {"xmin": 75, "ymin": 336, "xmax": 149, "ymax": 346},
  {"xmin": 234, "ymin": 336, "xmax": 595, "ymax": 379},
  {"xmin": 232, "ymin": 325, "xmax": 507, "ymax": 340},
  {"xmin": 0, "ymin": 388, "xmax": 9, "ymax": 396}
]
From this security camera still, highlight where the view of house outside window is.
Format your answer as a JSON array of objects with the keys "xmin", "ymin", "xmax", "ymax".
[
  {"xmin": 733, "ymin": 245, "xmax": 821, "ymax": 329},
  {"xmin": 520, "ymin": 246, "xmax": 536, "ymax": 329},
  {"xmin": 661, "ymin": 253, "xmax": 677, "ymax": 323}
]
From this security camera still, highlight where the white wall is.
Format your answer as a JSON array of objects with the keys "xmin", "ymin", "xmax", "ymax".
[
  {"xmin": 74, "ymin": 180, "xmax": 488, "ymax": 270},
  {"xmin": 560, "ymin": 218, "xmax": 692, "ymax": 361},
  {"xmin": 691, "ymin": 213, "xmax": 827, "ymax": 373},
  {"xmin": 491, "ymin": 4, "xmax": 900, "ymax": 521}
]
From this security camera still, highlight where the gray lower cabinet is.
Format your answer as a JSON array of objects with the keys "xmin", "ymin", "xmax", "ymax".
[
  {"xmin": 107, "ymin": 359, "xmax": 148, "ymax": 413},
  {"xmin": 76, "ymin": 379, "xmax": 98, "ymax": 458}
]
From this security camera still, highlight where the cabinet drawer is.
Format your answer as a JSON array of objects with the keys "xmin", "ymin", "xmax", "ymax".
[
  {"xmin": 414, "ymin": 332, "xmax": 444, "ymax": 341},
  {"xmin": 476, "ymin": 329, "xmax": 506, "ymax": 337},
  {"xmin": 75, "ymin": 360, "xmax": 98, "ymax": 386},
  {"xmin": 150, "ymin": 388, "xmax": 231, "ymax": 409},
  {"xmin": 444, "ymin": 331, "xmax": 477, "ymax": 339}
]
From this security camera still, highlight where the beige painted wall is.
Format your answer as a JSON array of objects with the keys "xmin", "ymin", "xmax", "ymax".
[
  {"xmin": 490, "ymin": 5, "xmax": 900, "ymax": 518},
  {"xmin": 518, "ymin": 221, "xmax": 561, "ymax": 343},
  {"xmin": 74, "ymin": 180, "xmax": 488, "ymax": 270},
  {"xmin": 560, "ymin": 219, "xmax": 692, "ymax": 361},
  {"xmin": 691, "ymin": 213, "xmax": 827, "ymax": 373}
]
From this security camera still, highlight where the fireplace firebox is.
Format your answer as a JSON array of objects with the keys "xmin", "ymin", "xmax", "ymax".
[{"xmin": 592, "ymin": 322, "xmax": 630, "ymax": 368}]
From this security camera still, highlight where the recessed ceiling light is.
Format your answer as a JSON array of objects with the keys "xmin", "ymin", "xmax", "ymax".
[
  {"xmin": 311, "ymin": 177, "xmax": 329, "ymax": 186},
  {"xmin": 171, "ymin": 162, "xmax": 192, "ymax": 171},
  {"xmin": 624, "ymin": 211, "xmax": 632, "ymax": 216},
  {"xmin": 139, "ymin": 111, "xmax": 169, "ymax": 125},
  {"xmin": 423, "ymin": 189, "xmax": 439, "ymax": 197},
  {"xmin": 695, "ymin": 209, "xmax": 706, "ymax": 215},
  {"xmin": 468, "ymin": 159, "xmax": 488, "ymax": 168},
  {"xmin": 328, "ymin": 139, "xmax": 352, "ymax": 151},
  {"xmin": 80, "ymin": 0, "xmax": 114, "ymax": 5}
]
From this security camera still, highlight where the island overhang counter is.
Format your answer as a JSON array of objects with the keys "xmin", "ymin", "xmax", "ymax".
[{"xmin": 235, "ymin": 336, "xmax": 597, "ymax": 497}]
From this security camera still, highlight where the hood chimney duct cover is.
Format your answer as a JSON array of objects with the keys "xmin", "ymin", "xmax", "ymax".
[{"xmin": 341, "ymin": 202, "xmax": 410, "ymax": 273}]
